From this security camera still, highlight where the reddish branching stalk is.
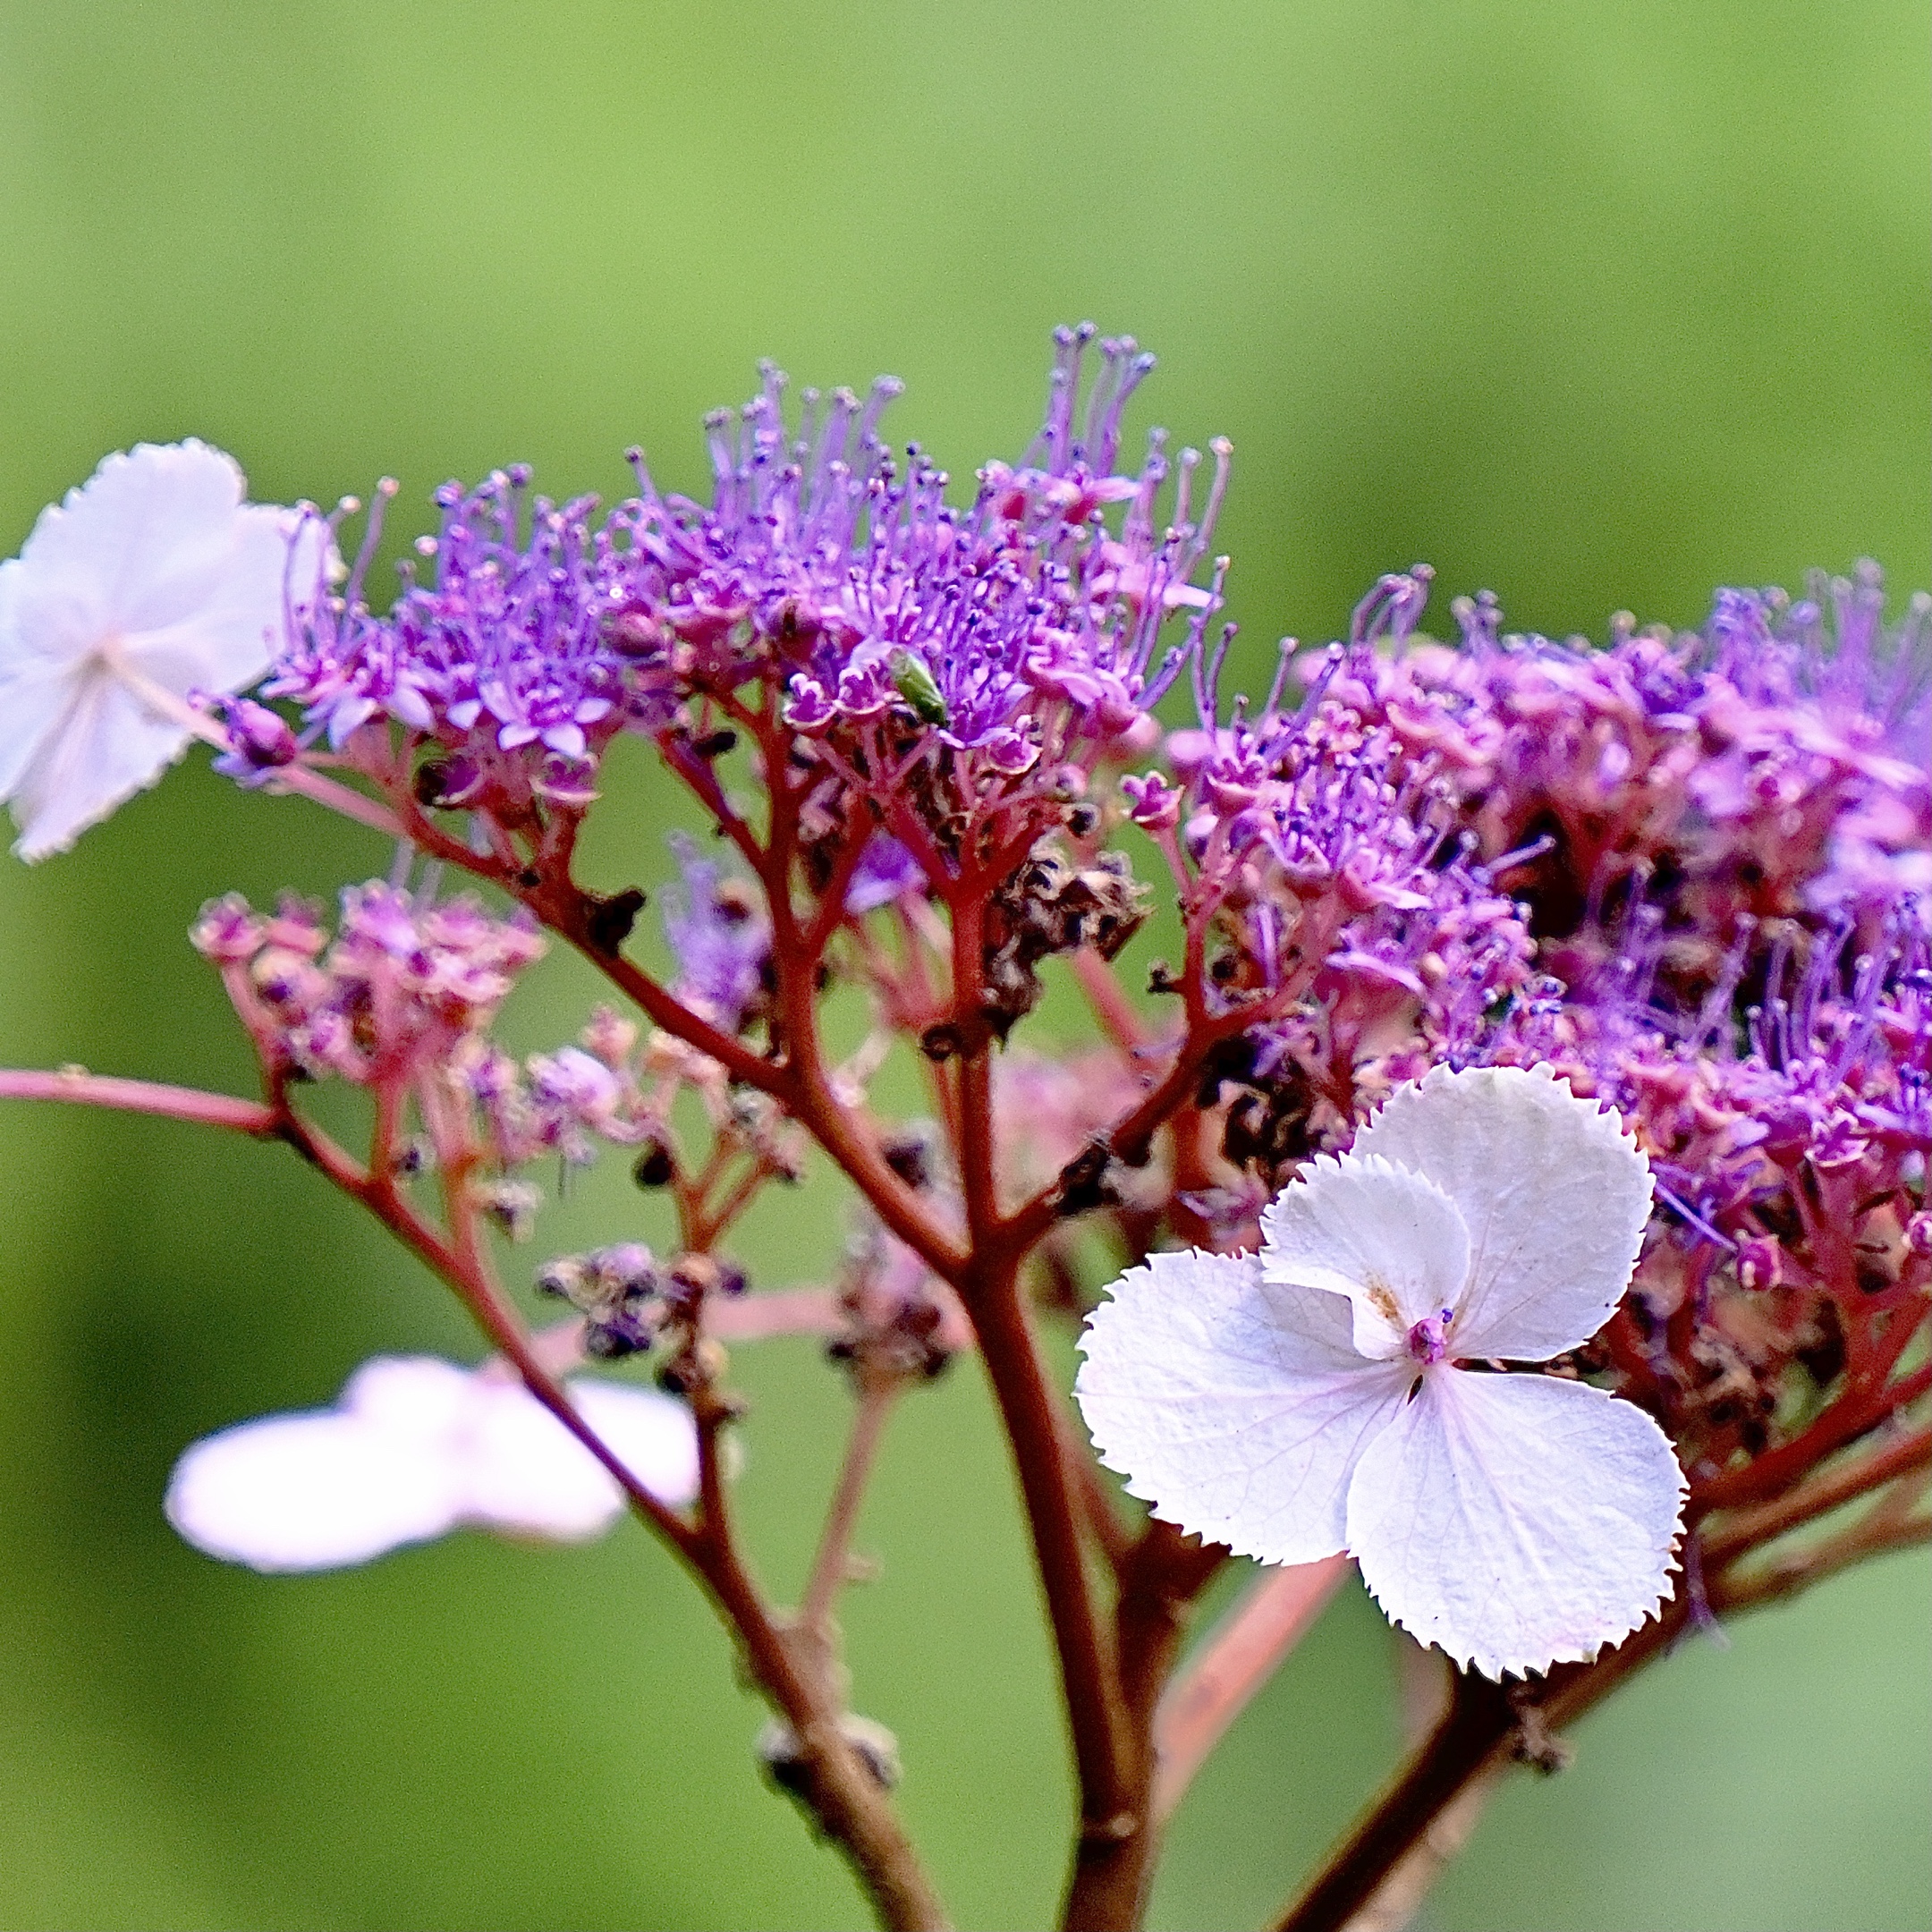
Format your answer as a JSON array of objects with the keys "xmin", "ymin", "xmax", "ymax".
[
  {"xmin": 1268, "ymin": 1413, "xmax": 1932, "ymax": 1932},
  {"xmin": 0, "ymin": 1049, "xmax": 951, "ymax": 1932},
  {"xmin": 0, "ymin": 1068, "xmax": 279, "ymax": 1136}
]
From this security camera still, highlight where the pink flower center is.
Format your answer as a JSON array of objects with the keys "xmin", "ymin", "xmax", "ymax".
[{"xmin": 1405, "ymin": 1308, "xmax": 1454, "ymax": 1366}]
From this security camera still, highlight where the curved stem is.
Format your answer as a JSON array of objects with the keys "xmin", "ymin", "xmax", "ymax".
[{"xmin": 35, "ymin": 1052, "xmax": 950, "ymax": 1930}]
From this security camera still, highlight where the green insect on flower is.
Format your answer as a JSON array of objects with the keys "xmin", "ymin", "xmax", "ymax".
[{"xmin": 889, "ymin": 648, "xmax": 950, "ymax": 728}]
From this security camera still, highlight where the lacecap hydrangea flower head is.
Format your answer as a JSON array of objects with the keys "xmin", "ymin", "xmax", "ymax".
[{"xmin": 1075, "ymin": 1063, "xmax": 1687, "ymax": 1679}]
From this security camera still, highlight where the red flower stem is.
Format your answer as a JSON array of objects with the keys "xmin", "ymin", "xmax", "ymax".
[
  {"xmin": 1062, "ymin": 1522, "xmax": 1230, "ymax": 1932},
  {"xmin": 1694, "ymin": 1314, "xmax": 1932, "ymax": 1514},
  {"xmin": 941, "ymin": 886, "xmax": 1140, "ymax": 1893},
  {"xmin": 1070, "ymin": 945, "xmax": 1154, "ymax": 1052},
  {"xmin": 1001, "ymin": 1005, "xmax": 1250, "ymax": 1252},
  {"xmin": 272, "ymin": 762, "xmax": 407, "ymax": 838},
  {"xmin": 1704, "ymin": 1425, "xmax": 1932, "ymax": 1564},
  {"xmin": 1270, "ymin": 1674, "xmax": 1519, "ymax": 1932},
  {"xmin": 1054, "ymin": 1388, "xmax": 1135, "ymax": 1574},
  {"xmin": 803, "ymin": 817, "xmax": 879, "ymax": 957},
  {"xmin": 747, "ymin": 752, "xmax": 964, "ymax": 1284}
]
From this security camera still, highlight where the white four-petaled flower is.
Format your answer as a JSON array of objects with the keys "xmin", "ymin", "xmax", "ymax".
[
  {"xmin": 0, "ymin": 440, "xmax": 318, "ymax": 860},
  {"xmin": 1075, "ymin": 1063, "xmax": 1686, "ymax": 1678},
  {"xmin": 165, "ymin": 1355, "xmax": 702, "ymax": 1573}
]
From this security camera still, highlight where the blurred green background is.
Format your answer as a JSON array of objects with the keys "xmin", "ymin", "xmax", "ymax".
[{"xmin": 0, "ymin": 4, "xmax": 1927, "ymax": 1928}]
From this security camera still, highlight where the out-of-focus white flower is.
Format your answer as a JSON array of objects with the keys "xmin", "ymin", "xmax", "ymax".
[
  {"xmin": 0, "ymin": 440, "xmax": 320, "ymax": 860},
  {"xmin": 1075, "ymin": 1063, "xmax": 1686, "ymax": 1679},
  {"xmin": 165, "ymin": 1355, "xmax": 701, "ymax": 1573}
]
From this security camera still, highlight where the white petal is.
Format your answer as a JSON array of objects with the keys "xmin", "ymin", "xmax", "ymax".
[
  {"xmin": 454, "ymin": 1377, "xmax": 701, "ymax": 1540},
  {"xmin": 1075, "ymin": 1248, "xmax": 1412, "ymax": 1564},
  {"xmin": 1350, "ymin": 1063, "xmax": 1652, "ymax": 1360},
  {"xmin": 11, "ymin": 442, "xmax": 248, "ymax": 651},
  {"xmin": 1345, "ymin": 1369, "xmax": 1686, "ymax": 1679},
  {"xmin": 453, "ymin": 1380, "xmax": 626, "ymax": 1540},
  {"xmin": 340, "ymin": 1354, "xmax": 475, "ymax": 1441},
  {"xmin": 165, "ymin": 1410, "xmax": 461, "ymax": 1573},
  {"xmin": 0, "ymin": 658, "xmax": 77, "ymax": 801},
  {"xmin": 1, "ymin": 444, "xmax": 319, "ymax": 860},
  {"xmin": 1259, "ymin": 1153, "xmax": 1471, "ymax": 1360},
  {"xmin": 571, "ymin": 1379, "xmax": 703, "ymax": 1510},
  {"xmin": 123, "ymin": 503, "xmax": 324, "ymax": 695},
  {"xmin": 9, "ymin": 668, "xmax": 191, "ymax": 860}
]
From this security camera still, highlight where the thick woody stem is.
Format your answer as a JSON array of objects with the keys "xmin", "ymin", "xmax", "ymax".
[
  {"xmin": 1060, "ymin": 1521, "xmax": 1226, "ymax": 1932},
  {"xmin": 970, "ymin": 1241, "xmax": 1134, "ymax": 1840}
]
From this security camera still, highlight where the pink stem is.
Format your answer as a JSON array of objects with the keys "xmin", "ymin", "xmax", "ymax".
[
  {"xmin": 0, "ymin": 1069, "xmax": 278, "ymax": 1136},
  {"xmin": 1150, "ymin": 1555, "xmax": 1351, "ymax": 1826}
]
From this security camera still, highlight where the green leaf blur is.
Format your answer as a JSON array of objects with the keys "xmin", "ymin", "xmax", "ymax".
[{"xmin": 0, "ymin": 4, "xmax": 1925, "ymax": 1928}]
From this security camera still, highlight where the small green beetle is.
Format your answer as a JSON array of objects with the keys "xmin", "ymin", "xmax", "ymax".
[{"xmin": 889, "ymin": 649, "xmax": 950, "ymax": 728}]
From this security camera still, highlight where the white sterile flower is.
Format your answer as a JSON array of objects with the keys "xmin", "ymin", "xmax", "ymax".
[
  {"xmin": 0, "ymin": 440, "xmax": 320, "ymax": 860},
  {"xmin": 1075, "ymin": 1063, "xmax": 1687, "ymax": 1679},
  {"xmin": 165, "ymin": 1355, "xmax": 701, "ymax": 1573}
]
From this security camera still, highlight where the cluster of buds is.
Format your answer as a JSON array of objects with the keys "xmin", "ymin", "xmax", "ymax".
[
  {"xmin": 536, "ymin": 1242, "xmax": 750, "ymax": 1364},
  {"xmin": 826, "ymin": 1216, "xmax": 969, "ymax": 1388},
  {"xmin": 191, "ymin": 884, "xmax": 544, "ymax": 1095},
  {"xmin": 962, "ymin": 837, "xmax": 1148, "ymax": 1046}
]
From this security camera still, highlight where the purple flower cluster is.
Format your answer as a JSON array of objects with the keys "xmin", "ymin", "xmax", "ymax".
[
  {"xmin": 269, "ymin": 472, "xmax": 676, "ymax": 817},
  {"xmin": 259, "ymin": 330, "xmax": 1228, "ymax": 854},
  {"xmin": 1144, "ymin": 558, "xmax": 1928, "ymax": 1297},
  {"xmin": 1144, "ymin": 558, "xmax": 1928, "ymax": 1484},
  {"xmin": 1494, "ymin": 910, "xmax": 1930, "ymax": 1474},
  {"xmin": 1309, "ymin": 562, "xmax": 1930, "ymax": 973},
  {"xmin": 1137, "ymin": 619, "xmax": 1537, "ymax": 1165}
]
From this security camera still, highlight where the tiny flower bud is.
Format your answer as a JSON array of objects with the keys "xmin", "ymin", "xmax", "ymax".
[
  {"xmin": 631, "ymin": 1140, "xmax": 676, "ymax": 1190},
  {"xmin": 1736, "ymin": 1237, "xmax": 1783, "ymax": 1292}
]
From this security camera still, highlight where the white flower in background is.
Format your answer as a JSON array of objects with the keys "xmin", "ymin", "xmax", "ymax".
[
  {"xmin": 0, "ymin": 439, "xmax": 320, "ymax": 860},
  {"xmin": 1075, "ymin": 1063, "xmax": 1686, "ymax": 1679},
  {"xmin": 165, "ymin": 1355, "xmax": 701, "ymax": 1573}
]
